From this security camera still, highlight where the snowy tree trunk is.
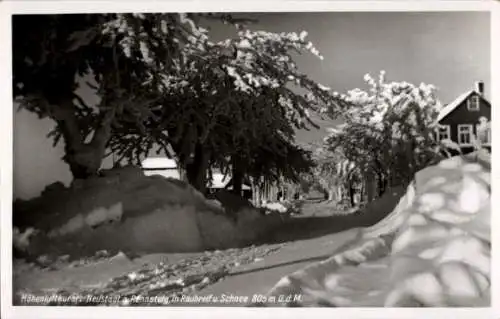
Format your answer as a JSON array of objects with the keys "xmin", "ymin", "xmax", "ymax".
[
  {"xmin": 56, "ymin": 98, "xmax": 115, "ymax": 179},
  {"xmin": 251, "ymin": 179, "xmax": 258, "ymax": 206},
  {"xmin": 185, "ymin": 143, "xmax": 210, "ymax": 194},
  {"xmin": 349, "ymin": 182, "xmax": 356, "ymax": 207},
  {"xmin": 327, "ymin": 188, "xmax": 335, "ymax": 201},
  {"xmin": 231, "ymin": 156, "xmax": 244, "ymax": 196},
  {"xmin": 377, "ymin": 171, "xmax": 386, "ymax": 197},
  {"xmin": 365, "ymin": 173, "xmax": 376, "ymax": 203}
]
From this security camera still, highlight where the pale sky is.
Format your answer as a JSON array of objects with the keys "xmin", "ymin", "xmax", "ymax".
[
  {"xmin": 207, "ymin": 12, "xmax": 491, "ymax": 143},
  {"xmin": 209, "ymin": 11, "xmax": 490, "ymax": 102}
]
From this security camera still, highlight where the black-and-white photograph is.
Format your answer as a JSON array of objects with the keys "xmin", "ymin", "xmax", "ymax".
[{"xmin": 4, "ymin": 3, "xmax": 493, "ymax": 313}]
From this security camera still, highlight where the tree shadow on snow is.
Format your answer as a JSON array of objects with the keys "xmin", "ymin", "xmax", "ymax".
[
  {"xmin": 227, "ymin": 253, "xmax": 334, "ymax": 277},
  {"xmin": 228, "ymin": 234, "xmax": 361, "ymax": 278}
]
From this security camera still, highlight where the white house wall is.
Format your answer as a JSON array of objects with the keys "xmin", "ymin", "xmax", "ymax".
[{"xmin": 144, "ymin": 169, "xmax": 181, "ymax": 180}]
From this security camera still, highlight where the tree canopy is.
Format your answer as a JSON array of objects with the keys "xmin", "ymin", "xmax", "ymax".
[
  {"xmin": 323, "ymin": 71, "xmax": 445, "ymax": 196},
  {"xmin": 13, "ymin": 13, "xmax": 344, "ymax": 193},
  {"xmin": 13, "ymin": 13, "xmax": 210, "ymax": 178}
]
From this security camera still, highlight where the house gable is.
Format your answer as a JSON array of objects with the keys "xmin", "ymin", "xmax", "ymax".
[
  {"xmin": 437, "ymin": 91, "xmax": 491, "ymax": 123},
  {"xmin": 437, "ymin": 90, "xmax": 491, "ymax": 149},
  {"xmin": 438, "ymin": 91, "xmax": 491, "ymax": 126}
]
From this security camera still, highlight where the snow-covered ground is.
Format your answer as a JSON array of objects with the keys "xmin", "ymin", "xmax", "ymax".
[
  {"xmin": 261, "ymin": 153, "xmax": 491, "ymax": 307},
  {"xmin": 13, "ymin": 154, "xmax": 490, "ymax": 307}
]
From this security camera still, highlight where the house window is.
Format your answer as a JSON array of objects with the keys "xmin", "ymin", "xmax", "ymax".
[
  {"xmin": 436, "ymin": 124, "xmax": 451, "ymax": 141},
  {"xmin": 457, "ymin": 124, "xmax": 473, "ymax": 145},
  {"xmin": 476, "ymin": 124, "xmax": 491, "ymax": 145},
  {"xmin": 467, "ymin": 95, "xmax": 480, "ymax": 111}
]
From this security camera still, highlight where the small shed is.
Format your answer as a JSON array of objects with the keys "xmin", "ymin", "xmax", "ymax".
[
  {"xmin": 207, "ymin": 172, "xmax": 252, "ymax": 199},
  {"xmin": 141, "ymin": 157, "xmax": 180, "ymax": 180}
]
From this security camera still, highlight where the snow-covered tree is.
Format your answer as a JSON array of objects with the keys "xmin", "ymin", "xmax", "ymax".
[
  {"xmin": 13, "ymin": 13, "xmax": 345, "ymax": 193},
  {"xmin": 108, "ymin": 20, "xmax": 341, "ymax": 192},
  {"xmin": 323, "ymin": 71, "xmax": 445, "ymax": 197},
  {"xmin": 472, "ymin": 116, "xmax": 491, "ymax": 152},
  {"xmin": 13, "ymin": 13, "xmax": 216, "ymax": 179}
]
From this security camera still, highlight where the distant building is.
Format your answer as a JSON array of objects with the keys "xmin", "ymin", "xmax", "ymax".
[
  {"xmin": 436, "ymin": 81, "xmax": 491, "ymax": 154},
  {"xmin": 141, "ymin": 157, "xmax": 252, "ymax": 199},
  {"xmin": 206, "ymin": 172, "xmax": 252, "ymax": 200},
  {"xmin": 141, "ymin": 157, "xmax": 180, "ymax": 179}
]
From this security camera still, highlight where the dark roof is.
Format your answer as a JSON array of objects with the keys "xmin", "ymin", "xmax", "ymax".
[{"xmin": 437, "ymin": 90, "xmax": 490, "ymax": 122}]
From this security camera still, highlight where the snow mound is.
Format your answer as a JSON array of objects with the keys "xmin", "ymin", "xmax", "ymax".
[
  {"xmin": 13, "ymin": 166, "xmax": 286, "ymax": 259},
  {"xmin": 260, "ymin": 153, "xmax": 491, "ymax": 307}
]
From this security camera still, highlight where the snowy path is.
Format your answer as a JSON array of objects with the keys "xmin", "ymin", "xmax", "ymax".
[{"xmin": 190, "ymin": 229, "xmax": 359, "ymax": 307}]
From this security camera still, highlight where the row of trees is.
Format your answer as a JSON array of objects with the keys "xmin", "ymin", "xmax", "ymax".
[
  {"xmin": 284, "ymin": 72, "xmax": 430, "ymax": 205},
  {"xmin": 325, "ymin": 71, "xmax": 444, "ymax": 200},
  {"xmin": 15, "ymin": 14, "xmax": 484, "ymax": 202},
  {"xmin": 13, "ymin": 13, "xmax": 347, "ymax": 194},
  {"xmin": 317, "ymin": 71, "xmax": 490, "ymax": 206}
]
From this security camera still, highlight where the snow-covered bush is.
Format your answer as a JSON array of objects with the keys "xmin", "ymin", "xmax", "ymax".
[{"xmin": 262, "ymin": 202, "xmax": 289, "ymax": 214}]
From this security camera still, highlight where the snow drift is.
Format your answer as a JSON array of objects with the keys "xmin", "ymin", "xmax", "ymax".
[
  {"xmin": 260, "ymin": 152, "xmax": 491, "ymax": 307},
  {"xmin": 13, "ymin": 165, "xmax": 286, "ymax": 259}
]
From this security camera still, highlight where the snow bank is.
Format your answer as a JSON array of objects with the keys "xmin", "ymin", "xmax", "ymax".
[
  {"xmin": 13, "ymin": 166, "xmax": 285, "ymax": 259},
  {"xmin": 261, "ymin": 153, "xmax": 491, "ymax": 307}
]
